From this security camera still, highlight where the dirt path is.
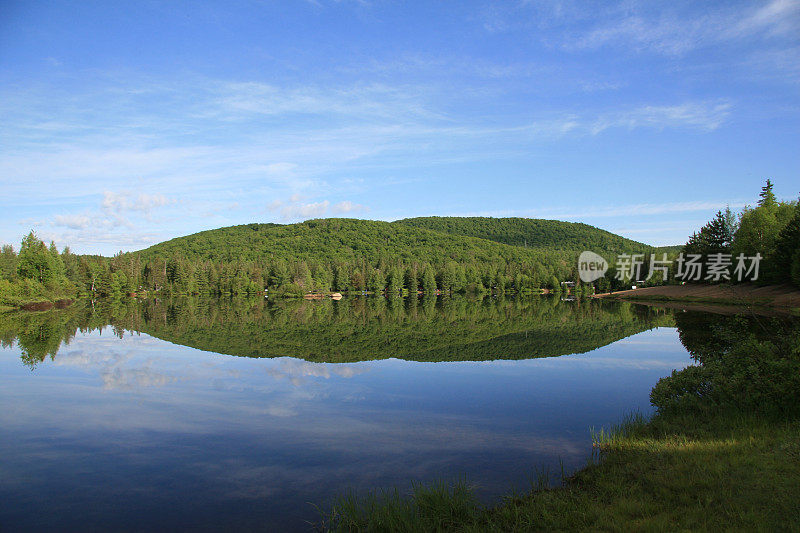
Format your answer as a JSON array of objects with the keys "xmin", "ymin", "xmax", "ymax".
[{"xmin": 593, "ymin": 284, "xmax": 800, "ymax": 309}]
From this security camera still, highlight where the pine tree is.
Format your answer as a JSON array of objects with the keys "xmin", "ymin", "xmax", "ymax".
[
  {"xmin": 421, "ymin": 265, "xmax": 437, "ymax": 294},
  {"xmin": 404, "ymin": 266, "xmax": 418, "ymax": 293},
  {"xmin": 758, "ymin": 179, "xmax": 776, "ymax": 208},
  {"xmin": 722, "ymin": 206, "xmax": 739, "ymax": 245}
]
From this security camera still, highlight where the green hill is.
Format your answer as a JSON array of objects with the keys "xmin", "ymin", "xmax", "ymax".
[
  {"xmin": 120, "ymin": 217, "xmax": 672, "ymax": 296},
  {"xmin": 138, "ymin": 217, "xmax": 657, "ymax": 265},
  {"xmin": 65, "ymin": 216, "xmax": 676, "ymax": 298},
  {"xmin": 137, "ymin": 218, "xmax": 568, "ymax": 265},
  {"xmin": 395, "ymin": 216, "xmax": 650, "ymax": 253}
]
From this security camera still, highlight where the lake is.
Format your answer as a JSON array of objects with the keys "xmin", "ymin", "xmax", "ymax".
[{"xmin": 0, "ymin": 296, "xmax": 719, "ymax": 531}]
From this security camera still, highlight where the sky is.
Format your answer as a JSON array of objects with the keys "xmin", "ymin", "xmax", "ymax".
[{"xmin": 1, "ymin": 0, "xmax": 798, "ymax": 255}]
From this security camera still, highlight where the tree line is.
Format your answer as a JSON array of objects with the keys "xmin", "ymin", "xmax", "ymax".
[{"xmin": 680, "ymin": 179, "xmax": 800, "ymax": 287}]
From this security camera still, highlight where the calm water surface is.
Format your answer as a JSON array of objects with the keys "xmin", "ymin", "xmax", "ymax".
[{"xmin": 0, "ymin": 297, "xmax": 692, "ymax": 531}]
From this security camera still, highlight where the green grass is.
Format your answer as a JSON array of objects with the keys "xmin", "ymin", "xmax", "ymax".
[
  {"xmin": 319, "ymin": 479, "xmax": 481, "ymax": 532},
  {"xmin": 320, "ymin": 412, "xmax": 800, "ymax": 532}
]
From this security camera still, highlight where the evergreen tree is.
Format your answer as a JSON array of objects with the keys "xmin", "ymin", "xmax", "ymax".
[
  {"xmin": 683, "ymin": 211, "xmax": 730, "ymax": 256},
  {"xmin": 421, "ymin": 265, "xmax": 437, "ymax": 294},
  {"xmin": 368, "ymin": 268, "xmax": 386, "ymax": 293},
  {"xmin": 48, "ymin": 241, "xmax": 66, "ymax": 282},
  {"xmin": 17, "ymin": 231, "xmax": 53, "ymax": 282},
  {"xmin": 404, "ymin": 266, "xmax": 418, "ymax": 293},
  {"xmin": 722, "ymin": 206, "xmax": 739, "ymax": 245},
  {"xmin": 0, "ymin": 244, "xmax": 17, "ymax": 281},
  {"xmin": 758, "ymin": 179, "xmax": 776, "ymax": 208},
  {"xmin": 386, "ymin": 266, "xmax": 403, "ymax": 295}
]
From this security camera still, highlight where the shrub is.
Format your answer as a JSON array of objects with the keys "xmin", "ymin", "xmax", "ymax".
[{"xmin": 651, "ymin": 331, "xmax": 800, "ymax": 417}]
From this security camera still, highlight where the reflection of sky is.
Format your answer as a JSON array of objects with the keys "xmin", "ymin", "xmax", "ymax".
[{"xmin": 0, "ymin": 327, "xmax": 690, "ymax": 532}]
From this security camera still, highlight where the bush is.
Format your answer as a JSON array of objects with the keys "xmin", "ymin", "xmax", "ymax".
[{"xmin": 651, "ymin": 333, "xmax": 800, "ymax": 417}]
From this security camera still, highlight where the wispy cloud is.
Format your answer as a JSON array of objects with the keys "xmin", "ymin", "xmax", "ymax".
[
  {"xmin": 482, "ymin": 0, "xmax": 799, "ymax": 57},
  {"xmin": 564, "ymin": 0, "xmax": 800, "ymax": 55},
  {"xmin": 590, "ymin": 101, "xmax": 732, "ymax": 133}
]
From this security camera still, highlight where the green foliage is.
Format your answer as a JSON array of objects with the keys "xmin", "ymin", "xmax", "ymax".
[
  {"xmin": 683, "ymin": 210, "xmax": 731, "ymax": 256},
  {"xmin": 397, "ymin": 216, "xmax": 652, "ymax": 254},
  {"xmin": 421, "ymin": 265, "xmax": 437, "ymax": 294},
  {"xmin": 0, "ymin": 244, "xmax": 18, "ymax": 281},
  {"xmin": 126, "ymin": 217, "xmax": 673, "ymax": 298},
  {"xmin": 17, "ymin": 231, "xmax": 54, "ymax": 282},
  {"xmin": 681, "ymin": 180, "xmax": 798, "ymax": 284},
  {"xmin": 6, "ymin": 215, "xmax": 683, "ymax": 301},
  {"xmin": 652, "ymin": 316, "xmax": 800, "ymax": 417},
  {"xmin": 758, "ymin": 178, "xmax": 777, "ymax": 207},
  {"xmin": 281, "ymin": 282, "xmax": 305, "ymax": 298},
  {"xmin": 792, "ymin": 249, "xmax": 800, "ymax": 288},
  {"xmin": 0, "ymin": 232, "xmax": 75, "ymax": 307},
  {"xmin": 771, "ymin": 203, "xmax": 800, "ymax": 287}
]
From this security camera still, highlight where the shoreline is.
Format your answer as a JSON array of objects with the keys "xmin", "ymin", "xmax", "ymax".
[{"xmin": 593, "ymin": 283, "xmax": 800, "ymax": 310}]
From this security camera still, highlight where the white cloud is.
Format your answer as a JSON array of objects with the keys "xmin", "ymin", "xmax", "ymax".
[
  {"xmin": 102, "ymin": 191, "xmax": 174, "ymax": 214},
  {"xmin": 281, "ymin": 200, "xmax": 330, "ymax": 219},
  {"xmin": 332, "ymin": 200, "xmax": 367, "ymax": 214},
  {"xmin": 52, "ymin": 214, "xmax": 93, "ymax": 230},
  {"xmin": 266, "ymin": 195, "xmax": 368, "ymax": 221},
  {"xmin": 37, "ymin": 191, "xmax": 177, "ymax": 251}
]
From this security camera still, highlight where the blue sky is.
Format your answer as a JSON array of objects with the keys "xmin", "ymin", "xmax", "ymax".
[{"xmin": 1, "ymin": 0, "xmax": 798, "ymax": 254}]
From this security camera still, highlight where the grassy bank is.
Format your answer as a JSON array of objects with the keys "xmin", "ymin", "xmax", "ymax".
[
  {"xmin": 320, "ymin": 314, "xmax": 800, "ymax": 531},
  {"xmin": 321, "ymin": 414, "xmax": 799, "ymax": 531}
]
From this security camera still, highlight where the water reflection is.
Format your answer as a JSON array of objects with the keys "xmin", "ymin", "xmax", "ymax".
[
  {"xmin": 1, "ymin": 295, "xmax": 673, "ymax": 369},
  {"xmin": 1, "ymin": 296, "xmax": 756, "ymax": 532}
]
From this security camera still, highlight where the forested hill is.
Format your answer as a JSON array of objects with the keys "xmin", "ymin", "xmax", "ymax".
[
  {"xmin": 138, "ymin": 217, "xmax": 655, "ymax": 263},
  {"xmin": 137, "ymin": 218, "xmax": 558, "ymax": 264},
  {"xmin": 1, "ymin": 217, "xmax": 671, "ymax": 301},
  {"xmin": 119, "ymin": 217, "xmax": 671, "ymax": 296},
  {"xmin": 396, "ymin": 216, "xmax": 649, "ymax": 253}
]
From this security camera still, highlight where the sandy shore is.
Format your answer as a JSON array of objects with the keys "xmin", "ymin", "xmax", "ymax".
[{"xmin": 593, "ymin": 283, "xmax": 800, "ymax": 309}]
